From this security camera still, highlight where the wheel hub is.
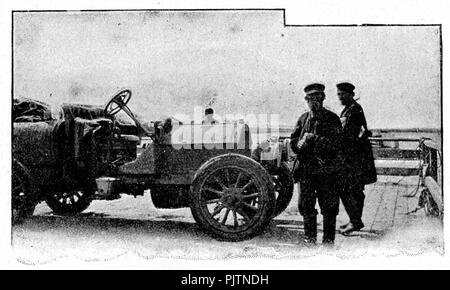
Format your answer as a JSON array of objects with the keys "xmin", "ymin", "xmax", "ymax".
[{"xmin": 222, "ymin": 188, "xmax": 242, "ymax": 208}]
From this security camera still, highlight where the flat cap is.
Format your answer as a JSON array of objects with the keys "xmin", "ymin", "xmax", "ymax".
[
  {"xmin": 336, "ymin": 82, "xmax": 355, "ymax": 93},
  {"xmin": 304, "ymin": 83, "xmax": 325, "ymax": 94}
]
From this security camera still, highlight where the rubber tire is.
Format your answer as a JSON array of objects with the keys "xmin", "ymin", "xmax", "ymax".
[
  {"xmin": 12, "ymin": 161, "xmax": 37, "ymax": 224},
  {"xmin": 190, "ymin": 153, "xmax": 275, "ymax": 241},
  {"xmin": 45, "ymin": 190, "xmax": 93, "ymax": 216},
  {"xmin": 270, "ymin": 162, "xmax": 294, "ymax": 217}
]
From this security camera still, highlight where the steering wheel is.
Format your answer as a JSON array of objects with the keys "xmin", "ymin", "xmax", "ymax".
[{"xmin": 104, "ymin": 89, "xmax": 132, "ymax": 116}]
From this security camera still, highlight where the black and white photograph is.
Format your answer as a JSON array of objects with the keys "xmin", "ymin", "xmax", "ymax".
[{"xmin": 1, "ymin": 0, "xmax": 448, "ymax": 272}]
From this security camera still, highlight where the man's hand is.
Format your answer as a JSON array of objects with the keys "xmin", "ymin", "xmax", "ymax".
[{"xmin": 297, "ymin": 133, "xmax": 315, "ymax": 150}]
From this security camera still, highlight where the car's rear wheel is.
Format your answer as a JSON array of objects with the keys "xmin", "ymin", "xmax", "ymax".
[
  {"xmin": 190, "ymin": 154, "xmax": 275, "ymax": 241},
  {"xmin": 12, "ymin": 161, "xmax": 37, "ymax": 224},
  {"xmin": 45, "ymin": 190, "xmax": 93, "ymax": 215}
]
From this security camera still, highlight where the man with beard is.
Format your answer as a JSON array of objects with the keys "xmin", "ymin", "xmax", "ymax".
[
  {"xmin": 336, "ymin": 82, "xmax": 377, "ymax": 235},
  {"xmin": 290, "ymin": 83, "xmax": 342, "ymax": 245}
]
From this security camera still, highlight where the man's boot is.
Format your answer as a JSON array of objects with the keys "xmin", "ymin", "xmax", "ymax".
[
  {"xmin": 302, "ymin": 215, "xmax": 317, "ymax": 244},
  {"xmin": 343, "ymin": 195, "xmax": 365, "ymax": 233},
  {"xmin": 322, "ymin": 215, "xmax": 336, "ymax": 244},
  {"xmin": 339, "ymin": 222, "xmax": 350, "ymax": 230},
  {"xmin": 355, "ymin": 194, "xmax": 365, "ymax": 229},
  {"xmin": 339, "ymin": 221, "xmax": 364, "ymax": 235}
]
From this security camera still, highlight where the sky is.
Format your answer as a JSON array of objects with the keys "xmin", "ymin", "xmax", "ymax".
[{"xmin": 13, "ymin": 10, "xmax": 441, "ymax": 129}]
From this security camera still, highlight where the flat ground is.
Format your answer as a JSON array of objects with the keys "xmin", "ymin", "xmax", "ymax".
[{"xmin": 12, "ymin": 175, "xmax": 443, "ymax": 266}]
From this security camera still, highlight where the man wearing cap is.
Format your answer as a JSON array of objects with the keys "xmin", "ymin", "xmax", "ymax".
[
  {"xmin": 336, "ymin": 82, "xmax": 377, "ymax": 235},
  {"xmin": 290, "ymin": 83, "xmax": 342, "ymax": 244}
]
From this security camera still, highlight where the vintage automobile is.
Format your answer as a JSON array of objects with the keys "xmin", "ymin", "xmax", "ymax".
[{"xmin": 12, "ymin": 89, "xmax": 293, "ymax": 241}]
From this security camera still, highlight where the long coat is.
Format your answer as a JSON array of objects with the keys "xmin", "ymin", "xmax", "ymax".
[
  {"xmin": 290, "ymin": 108, "xmax": 342, "ymax": 183},
  {"xmin": 340, "ymin": 101, "xmax": 377, "ymax": 185}
]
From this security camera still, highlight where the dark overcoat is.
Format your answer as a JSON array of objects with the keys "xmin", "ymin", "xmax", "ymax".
[
  {"xmin": 340, "ymin": 101, "xmax": 377, "ymax": 185},
  {"xmin": 290, "ymin": 108, "xmax": 342, "ymax": 183}
]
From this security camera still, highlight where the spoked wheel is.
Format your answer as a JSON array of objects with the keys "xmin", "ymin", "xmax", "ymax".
[
  {"xmin": 45, "ymin": 190, "xmax": 93, "ymax": 215},
  {"xmin": 12, "ymin": 161, "xmax": 37, "ymax": 224},
  {"xmin": 270, "ymin": 162, "xmax": 294, "ymax": 217},
  {"xmin": 190, "ymin": 154, "xmax": 275, "ymax": 241}
]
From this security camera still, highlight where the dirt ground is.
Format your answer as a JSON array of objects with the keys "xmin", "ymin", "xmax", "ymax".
[{"xmin": 11, "ymin": 176, "xmax": 444, "ymax": 267}]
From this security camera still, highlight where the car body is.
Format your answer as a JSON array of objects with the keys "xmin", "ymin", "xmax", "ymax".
[{"xmin": 12, "ymin": 90, "xmax": 293, "ymax": 241}]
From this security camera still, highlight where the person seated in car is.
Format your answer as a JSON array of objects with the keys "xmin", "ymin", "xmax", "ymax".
[{"xmin": 202, "ymin": 108, "xmax": 218, "ymax": 125}]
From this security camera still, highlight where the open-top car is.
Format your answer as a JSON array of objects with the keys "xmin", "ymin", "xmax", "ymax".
[{"xmin": 12, "ymin": 89, "xmax": 293, "ymax": 241}]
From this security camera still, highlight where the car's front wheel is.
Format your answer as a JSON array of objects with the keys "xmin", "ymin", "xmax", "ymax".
[{"xmin": 190, "ymin": 154, "xmax": 275, "ymax": 241}]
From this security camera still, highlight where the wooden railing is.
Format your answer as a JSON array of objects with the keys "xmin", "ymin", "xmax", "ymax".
[
  {"xmin": 369, "ymin": 137, "xmax": 423, "ymax": 176},
  {"xmin": 369, "ymin": 136, "xmax": 442, "ymax": 215},
  {"xmin": 419, "ymin": 139, "xmax": 443, "ymax": 215},
  {"xmin": 420, "ymin": 139, "xmax": 442, "ymax": 184}
]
